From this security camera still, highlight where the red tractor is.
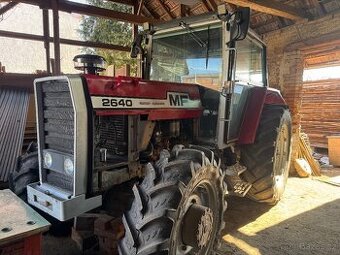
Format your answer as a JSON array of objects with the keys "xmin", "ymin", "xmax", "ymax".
[{"xmin": 11, "ymin": 6, "xmax": 291, "ymax": 255}]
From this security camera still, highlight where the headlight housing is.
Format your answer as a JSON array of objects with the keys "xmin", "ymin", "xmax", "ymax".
[
  {"xmin": 64, "ymin": 158, "xmax": 74, "ymax": 176},
  {"xmin": 43, "ymin": 152, "xmax": 53, "ymax": 168}
]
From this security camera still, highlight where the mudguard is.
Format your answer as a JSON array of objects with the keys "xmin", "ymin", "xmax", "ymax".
[{"xmin": 238, "ymin": 86, "xmax": 287, "ymax": 145}]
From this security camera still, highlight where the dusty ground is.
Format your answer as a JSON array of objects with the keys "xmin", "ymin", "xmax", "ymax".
[{"xmin": 43, "ymin": 175, "xmax": 340, "ymax": 255}]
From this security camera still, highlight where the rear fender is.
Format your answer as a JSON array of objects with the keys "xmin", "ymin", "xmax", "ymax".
[{"xmin": 238, "ymin": 87, "xmax": 286, "ymax": 145}]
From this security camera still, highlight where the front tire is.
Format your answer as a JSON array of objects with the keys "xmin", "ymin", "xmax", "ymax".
[
  {"xmin": 240, "ymin": 105, "xmax": 292, "ymax": 204},
  {"xmin": 119, "ymin": 146, "xmax": 226, "ymax": 255},
  {"xmin": 9, "ymin": 146, "xmax": 39, "ymax": 201}
]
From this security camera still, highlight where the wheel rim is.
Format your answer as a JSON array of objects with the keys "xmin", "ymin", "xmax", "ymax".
[
  {"xmin": 273, "ymin": 123, "xmax": 290, "ymax": 192},
  {"xmin": 170, "ymin": 175, "xmax": 220, "ymax": 255}
]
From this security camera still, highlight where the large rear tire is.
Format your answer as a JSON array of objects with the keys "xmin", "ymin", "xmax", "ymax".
[
  {"xmin": 240, "ymin": 105, "xmax": 292, "ymax": 204},
  {"xmin": 119, "ymin": 146, "xmax": 226, "ymax": 255}
]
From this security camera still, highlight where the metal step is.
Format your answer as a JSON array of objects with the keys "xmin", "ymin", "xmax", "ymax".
[
  {"xmin": 225, "ymin": 162, "xmax": 247, "ymax": 176},
  {"xmin": 224, "ymin": 163, "xmax": 252, "ymax": 197},
  {"xmin": 227, "ymin": 176, "xmax": 252, "ymax": 197}
]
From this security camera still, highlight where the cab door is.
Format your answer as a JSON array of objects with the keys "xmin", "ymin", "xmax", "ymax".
[{"xmin": 226, "ymin": 33, "xmax": 268, "ymax": 142}]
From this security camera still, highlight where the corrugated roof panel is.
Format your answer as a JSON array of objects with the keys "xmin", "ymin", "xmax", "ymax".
[{"xmin": 0, "ymin": 87, "xmax": 29, "ymax": 182}]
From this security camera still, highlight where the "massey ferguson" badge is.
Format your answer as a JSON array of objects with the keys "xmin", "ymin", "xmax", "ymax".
[{"xmin": 91, "ymin": 92, "xmax": 201, "ymax": 109}]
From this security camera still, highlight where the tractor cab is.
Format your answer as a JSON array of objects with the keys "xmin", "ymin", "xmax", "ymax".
[{"xmin": 132, "ymin": 6, "xmax": 268, "ymax": 148}]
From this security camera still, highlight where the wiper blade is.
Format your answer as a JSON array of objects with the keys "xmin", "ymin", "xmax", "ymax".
[{"xmin": 179, "ymin": 21, "xmax": 207, "ymax": 48}]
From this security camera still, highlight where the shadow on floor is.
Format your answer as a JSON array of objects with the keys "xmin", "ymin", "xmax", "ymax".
[{"xmin": 219, "ymin": 198, "xmax": 340, "ymax": 255}]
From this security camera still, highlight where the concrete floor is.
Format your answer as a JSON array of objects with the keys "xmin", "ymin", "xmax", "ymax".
[
  {"xmin": 219, "ymin": 176, "xmax": 340, "ymax": 255},
  {"xmin": 43, "ymin": 175, "xmax": 340, "ymax": 255}
]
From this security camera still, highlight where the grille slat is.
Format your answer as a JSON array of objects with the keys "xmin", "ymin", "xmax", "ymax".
[
  {"xmin": 42, "ymin": 82, "xmax": 70, "ymax": 92},
  {"xmin": 44, "ymin": 109, "xmax": 74, "ymax": 120},
  {"xmin": 40, "ymin": 79, "xmax": 74, "ymax": 192},
  {"xmin": 44, "ymin": 97, "xmax": 73, "ymax": 107},
  {"xmin": 44, "ymin": 122, "xmax": 74, "ymax": 136}
]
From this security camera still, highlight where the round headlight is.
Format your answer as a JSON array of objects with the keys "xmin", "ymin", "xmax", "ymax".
[
  {"xmin": 64, "ymin": 158, "xmax": 74, "ymax": 175},
  {"xmin": 44, "ymin": 152, "xmax": 52, "ymax": 168}
]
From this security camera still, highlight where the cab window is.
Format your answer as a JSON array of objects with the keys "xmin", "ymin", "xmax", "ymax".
[{"xmin": 235, "ymin": 36, "xmax": 265, "ymax": 85}]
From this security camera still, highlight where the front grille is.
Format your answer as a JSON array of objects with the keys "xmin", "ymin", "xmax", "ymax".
[
  {"xmin": 39, "ymin": 79, "xmax": 74, "ymax": 192},
  {"xmin": 42, "ymin": 81, "xmax": 74, "ymax": 154}
]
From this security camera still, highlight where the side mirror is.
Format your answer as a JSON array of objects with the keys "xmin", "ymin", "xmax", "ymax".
[
  {"xmin": 131, "ymin": 34, "xmax": 144, "ymax": 58},
  {"xmin": 229, "ymin": 7, "xmax": 250, "ymax": 42}
]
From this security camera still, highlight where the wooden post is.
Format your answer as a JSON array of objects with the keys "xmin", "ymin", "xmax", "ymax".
[
  {"xmin": 52, "ymin": 0, "xmax": 61, "ymax": 75},
  {"xmin": 132, "ymin": 0, "xmax": 139, "ymax": 40},
  {"xmin": 42, "ymin": 9, "xmax": 51, "ymax": 74}
]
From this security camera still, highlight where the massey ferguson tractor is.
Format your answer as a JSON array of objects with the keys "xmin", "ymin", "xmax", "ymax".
[{"xmin": 10, "ymin": 5, "xmax": 291, "ymax": 255}]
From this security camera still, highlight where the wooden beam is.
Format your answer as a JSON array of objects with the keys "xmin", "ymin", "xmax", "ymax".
[
  {"xmin": 0, "ymin": 2, "xmax": 18, "ymax": 15},
  {"xmin": 206, "ymin": 0, "xmax": 217, "ymax": 10},
  {"xmin": 143, "ymin": 3, "xmax": 161, "ymax": 20},
  {"xmin": 0, "ymin": 30, "xmax": 131, "ymax": 52},
  {"xmin": 42, "ymin": 9, "xmax": 51, "ymax": 74},
  {"xmin": 180, "ymin": 4, "xmax": 190, "ymax": 17},
  {"xmin": 311, "ymin": 0, "xmax": 326, "ymax": 16},
  {"xmin": 156, "ymin": 0, "xmax": 175, "ymax": 19},
  {"xmin": 201, "ymin": 0, "xmax": 212, "ymax": 12},
  {"xmin": 0, "ymin": 73, "xmax": 44, "ymax": 92},
  {"xmin": 58, "ymin": 0, "xmax": 156, "ymax": 24},
  {"xmin": 9, "ymin": 0, "xmax": 157, "ymax": 24},
  {"xmin": 132, "ymin": 0, "xmax": 139, "ymax": 40},
  {"xmin": 223, "ymin": 0, "xmax": 307, "ymax": 20},
  {"xmin": 106, "ymin": 0, "xmax": 134, "ymax": 6},
  {"xmin": 52, "ymin": 0, "xmax": 61, "ymax": 75}
]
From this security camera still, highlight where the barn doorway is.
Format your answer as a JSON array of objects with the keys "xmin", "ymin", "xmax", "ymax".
[{"xmin": 301, "ymin": 49, "xmax": 340, "ymax": 152}]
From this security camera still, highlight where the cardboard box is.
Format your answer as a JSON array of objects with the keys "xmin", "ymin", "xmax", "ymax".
[{"xmin": 328, "ymin": 136, "xmax": 340, "ymax": 166}]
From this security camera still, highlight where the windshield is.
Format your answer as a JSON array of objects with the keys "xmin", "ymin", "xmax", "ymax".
[{"xmin": 150, "ymin": 23, "xmax": 223, "ymax": 90}]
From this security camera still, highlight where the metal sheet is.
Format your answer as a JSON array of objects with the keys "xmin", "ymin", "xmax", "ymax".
[
  {"xmin": 0, "ymin": 189, "xmax": 50, "ymax": 246},
  {"xmin": 0, "ymin": 87, "xmax": 29, "ymax": 182}
]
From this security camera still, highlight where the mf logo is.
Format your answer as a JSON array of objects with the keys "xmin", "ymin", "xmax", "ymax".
[{"xmin": 169, "ymin": 93, "xmax": 189, "ymax": 106}]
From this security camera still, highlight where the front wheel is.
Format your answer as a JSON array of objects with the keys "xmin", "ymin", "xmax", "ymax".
[
  {"xmin": 240, "ymin": 105, "xmax": 292, "ymax": 204},
  {"xmin": 119, "ymin": 146, "xmax": 227, "ymax": 255}
]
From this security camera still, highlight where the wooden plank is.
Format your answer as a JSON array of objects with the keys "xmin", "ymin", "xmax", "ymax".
[
  {"xmin": 0, "ymin": 190, "xmax": 50, "ymax": 246},
  {"xmin": 300, "ymin": 78, "xmax": 340, "ymax": 148},
  {"xmin": 0, "ymin": 2, "xmax": 18, "ymax": 15},
  {"xmin": 223, "ymin": 0, "xmax": 307, "ymax": 20},
  {"xmin": 298, "ymin": 133, "xmax": 321, "ymax": 176}
]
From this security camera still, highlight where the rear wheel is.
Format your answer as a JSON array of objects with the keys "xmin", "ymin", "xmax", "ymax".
[
  {"xmin": 119, "ymin": 146, "xmax": 226, "ymax": 255},
  {"xmin": 240, "ymin": 105, "xmax": 292, "ymax": 204}
]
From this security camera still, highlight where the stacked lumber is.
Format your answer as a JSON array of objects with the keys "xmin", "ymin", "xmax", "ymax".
[
  {"xmin": 300, "ymin": 78, "xmax": 340, "ymax": 148},
  {"xmin": 296, "ymin": 132, "xmax": 321, "ymax": 176}
]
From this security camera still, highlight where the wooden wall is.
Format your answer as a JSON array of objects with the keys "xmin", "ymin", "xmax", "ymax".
[{"xmin": 300, "ymin": 78, "xmax": 340, "ymax": 148}]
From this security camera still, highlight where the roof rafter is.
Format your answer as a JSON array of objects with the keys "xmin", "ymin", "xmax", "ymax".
[
  {"xmin": 0, "ymin": 2, "xmax": 18, "ymax": 15},
  {"xmin": 201, "ymin": 0, "xmax": 212, "ymax": 12},
  {"xmin": 7, "ymin": 0, "xmax": 157, "ymax": 24},
  {"xmin": 224, "ymin": 0, "xmax": 307, "ymax": 20},
  {"xmin": 155, "ymin": 0, "xmax": 175, "ymax": 19},
  {"xmin": 143, "ymin": 1, "xmax": 161, "ymax": 19}
]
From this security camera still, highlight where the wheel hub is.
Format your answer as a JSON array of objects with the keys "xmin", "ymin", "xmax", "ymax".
[{"xmin": 181, "ymin": 204, "xmax": 214, "ymax": 250}]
